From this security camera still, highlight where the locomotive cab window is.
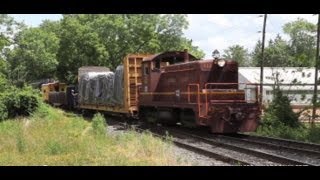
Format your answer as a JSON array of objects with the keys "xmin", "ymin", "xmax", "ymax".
[
  {"xmin": 143, "ymin": 65, "xmax": 150, "ymax": 75},
  {"xmin": 155, "ymin": 61, "xmax": 160, "ymax": 69}
]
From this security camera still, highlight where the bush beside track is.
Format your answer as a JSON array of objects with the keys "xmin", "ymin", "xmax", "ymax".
[{"xmin": 254, "ymin": 85, "xmax": 320, "ymax": 144}]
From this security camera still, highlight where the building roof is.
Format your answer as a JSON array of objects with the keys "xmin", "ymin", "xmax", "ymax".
[{"xmin": 239, "ymin": 67, "xmax": 320, "ymax": 90}]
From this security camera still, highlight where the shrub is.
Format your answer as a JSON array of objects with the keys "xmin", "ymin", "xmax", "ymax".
[
  {"xmin": 0, "ymin": 86, "xmax": 40, "ymax": 121},
  {"xmin": 0, "ymin": 102, "xmax": 8, "ymax": 121},
  {"xmin": 307, "ymin": 126, "xmax": 320, "ymax": 144},
  {"xmin": 264, "ymin": 86, "xmax": 300, "ymax": 128},
  {"xmin": 91, "ymin": 113, "xmax": 107, "ymax": 136}
]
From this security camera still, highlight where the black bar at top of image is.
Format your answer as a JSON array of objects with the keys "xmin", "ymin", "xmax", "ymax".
[{"xmin": 0, "ymin": 0, "xmax": 319, "ymax": 14}]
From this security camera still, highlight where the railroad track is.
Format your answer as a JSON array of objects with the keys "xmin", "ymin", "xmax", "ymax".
[
  {"xmin": 164, "ymin": 127, "xmax": 317, "ymax": 166},
  {"xmin": 138, "ymin": 123, "xmax": 320, "ymax": 165},
  {"xmin": 100, "ymin": 115, "xmax": 320, "ymax": 166},
  {"xmin": 235, "ymin": 133, "xmax": 320, "ymax": 153},
  {"xmin": 106, "ymin": 119, "xmax": 250, "ymax": 165},
  {"xmin": 218, "ymin": 133, "xmax": 320, "ymax": 165}
]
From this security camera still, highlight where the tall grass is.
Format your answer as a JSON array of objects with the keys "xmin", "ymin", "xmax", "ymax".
[
  {"xmin": 255, "ymin": 123, "xmax": 320, "ymax": 144},
  {"xmin": 0, "ymin": 103, "xmax": 186, "ymax": 165}
]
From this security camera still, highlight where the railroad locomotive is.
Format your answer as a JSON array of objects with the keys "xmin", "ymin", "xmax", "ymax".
[
  {"xmin": 138, "ymin": 50, "xmax": 261, "ymax": 133},
  {"xmin": 41, "ymin": 50, "xmax": 261, "ymax": 133}
]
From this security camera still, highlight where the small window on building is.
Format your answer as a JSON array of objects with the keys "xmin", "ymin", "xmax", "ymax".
[
  {"xmin": 307, "ymin": 73, "xmax": 311, "ymax": 77},
  {"xmin": 302, "ymin": 72, "xmax": 305, "ymax": 77}
]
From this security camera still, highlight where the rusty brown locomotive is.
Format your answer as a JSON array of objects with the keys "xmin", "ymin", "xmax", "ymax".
[
  {"xmin": 42, "ymin": 50, "xmax": 261, "ymax": 133},
  {"xmin": 138, "ymin": 50, "xmax": 261, "ymax": 133}
]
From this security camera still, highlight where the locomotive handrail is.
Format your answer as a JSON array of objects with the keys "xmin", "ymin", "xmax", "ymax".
[
  {"xmin": 187, "ymin": 84, "xmax": 200, "ymax": 103},
  {"xmin": 204, "ymin": 83, "xmax": 260, "ymax": 115},
  {"xmin": 187, "ymin": 83, "xmax": 205, "ymax": 118}
]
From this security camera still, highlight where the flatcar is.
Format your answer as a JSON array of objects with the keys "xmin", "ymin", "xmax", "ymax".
[{"xmin": 44, "ymin": 50, "xmax": 261, "ymax": 133}]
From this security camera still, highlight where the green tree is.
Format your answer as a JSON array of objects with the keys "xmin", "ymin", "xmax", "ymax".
[
  {"xmin": 250, "ymin": 40, "xmax": 262, "ymax": 67},
  {"xmin": 251, "ymin": 35, "xmax": 292, "ymax": 67},
  {"xmin": 251, "ymin": 18, "xmax": 317, "ymax": 67},
  {"xmin": 264, "ymin": 34, "xmax": 292, "ymax": 67},
  {"xmin": 56, "ymin": 14, "xmax": 204, "ymax": 83},
  {"xmin": 57, "ymin": 15, "xmax": 108, "ymax": 83},
  {"xmin": 39, "ymin": 19, "xmax": 61, "ymax": 37},
  {"xmin": 261, "ymin": 73, "xmax": 300, "ymax": 128},
  {"xmin": 223, "ymin": 45, "xmax": 250, "ymax": 66},
  {"xmin": 0, "ymin": 15, "xmax": 14, "ymax": 51},
  {"xmin": 283, "ymin": 18, "xmax": 317, "ymax": 67},
  {"xmin": 6, "ymin": 27, "xmax": 60, "ymax": 83},
  {"xmin": 1, "ymin": 15, "xmax": 25, "ymax": 77}
]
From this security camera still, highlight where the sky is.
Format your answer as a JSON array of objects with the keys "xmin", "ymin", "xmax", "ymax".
[{"xmin": 10, "ymin": 14, "xmax": 318, "ymax": 59}]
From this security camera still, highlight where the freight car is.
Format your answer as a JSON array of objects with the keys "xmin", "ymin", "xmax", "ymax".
[
  {"xmin": 41, "ymin": 82, "xmax": 75, "ymax": 109},
  {"xmin": 44, "ymin": 50, "xmax": 261, "ymax": 133},
  {"xmin": 76, "ymin": 54, "xmax": 150, "ymax": 117},
  {"xmin": 41, "ymin": 82, "xmax": 67, "ymax": 106}
]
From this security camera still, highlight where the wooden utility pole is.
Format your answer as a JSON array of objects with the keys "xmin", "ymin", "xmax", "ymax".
[
  {"xmin": 260, "ymin": 14, "xmax": 267, "ymax": 104},
  {"xmin": 312, "ymin": 14, "xmax": 320, "ymax": 126}
]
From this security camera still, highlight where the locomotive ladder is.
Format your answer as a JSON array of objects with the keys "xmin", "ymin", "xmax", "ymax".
[{"xmin": 187, "ymin": 83, "xmax": 206, "ymax": 118}]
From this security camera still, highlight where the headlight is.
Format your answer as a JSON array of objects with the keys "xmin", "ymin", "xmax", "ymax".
[{"xmin": 217, "ymin": 60, "xmax": 226, "ymax": 67}]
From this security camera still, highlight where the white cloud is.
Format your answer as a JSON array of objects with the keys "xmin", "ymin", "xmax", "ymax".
[
  {"xmin": 207, "ymin": 14, "xmax": 233, "ymax": 28},
  {"xmin": 185, "ymin": 14, "xmax": 316, "ymax": 59},
  {"xmin": 277, "ymin": 14, "xmax": 317, "ymax": 23}
]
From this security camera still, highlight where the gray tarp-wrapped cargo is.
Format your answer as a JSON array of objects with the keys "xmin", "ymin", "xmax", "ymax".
[
  {"xmin": 79, "ymin": 72, "xmax": 115, "ymax": 105},
  {"xmin": 113, "ymin": 65, "xmax": 124, "ymax": 105},
  {"xmin": 78, "ymin": 65, "xmax": 124, "ymax": 106}
]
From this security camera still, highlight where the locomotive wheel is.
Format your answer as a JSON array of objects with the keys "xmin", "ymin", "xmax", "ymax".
[
  {"xmin": 159, "ymin": 108, "xmax": 179, "ymax": 126},
  {"xmin": 180, "ymin": 109, "xmax": 197, "ymax": 128},
  {"xmin": 143, "ymin": 108, "xmax": 158, "ymax": 124}
]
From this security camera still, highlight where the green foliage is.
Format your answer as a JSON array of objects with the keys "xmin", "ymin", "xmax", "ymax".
[
  {"xmin": 0, "ymin": 73, "xmax": 8, "ymax": 91},
  {"xmin": 251, "ymin": 35, "xmax": 296, "ymax": 67},
  {"xmin": 16, "ymin": 127, "xmax": 26, "ymax": 153},
  {"xmin": 6, "ymin": 27, "xmax": 59, "ymax": 82},
  {"xmin": 264, "ymin": 86, "xmax": 300, "ymax": 128},
  {"xmin": 91, "ymin": 113, "xmax": 107, "ymax": 136},
  {"xmin": 307, "ymin": 126, "xmax": 320, "ymax": 143},
  {"xmin": 0, "ymin": 106, "xmax": 183, "ymax": 165},
  {"xmin": 251, "ymin": 18, "xmax": 316, "ymax": 67},
  {"xmin": 45, "ymin": 140, "xmax": 66, "ymax": 155},
  {"xmin": 0, "ymin": 86, "xmax": 39, "ymax": 121},
  {"xmin": 257, "ymin": 121, "xmax": 320, "ymax": 144},
  {"xmin": 256, "ymin": 122, "xmax": 307, "ymax": 141},
  {"xmin": 223, "ymin": 45, "xmax": 250, "ymax": 66},
  {"xmin": 56, "ymin": 14, "xmax": 204, "ymax": 83},
  {"xmin": 0, "ymin": 60, "xmax": 7, "ymax": 76},
  {"xmin": 0, "ymin": 15, "xmax": 15, "ymax": 50},
  {"xmin": 283, "ymin": 18, "xmax": 317, "ymax": 67},
  {"xmin": 0, "ymin": 101, "xmax": 8, "ymax": 120}
]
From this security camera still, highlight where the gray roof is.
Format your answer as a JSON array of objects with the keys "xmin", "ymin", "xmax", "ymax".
[{"xmin": 239, "ymin": 67, "xmax": 320, "ymax": 90}]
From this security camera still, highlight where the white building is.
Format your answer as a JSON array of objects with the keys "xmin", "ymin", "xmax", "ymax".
[{"xmin": 239, "ymin": 67, "xmax": 320, "ymax": 107}]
